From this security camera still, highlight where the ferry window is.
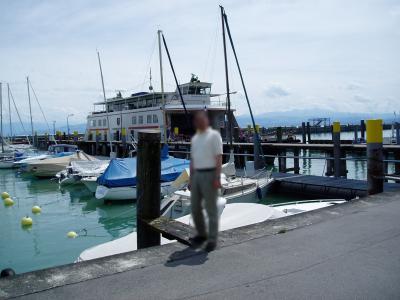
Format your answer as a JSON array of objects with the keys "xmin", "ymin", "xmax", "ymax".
[
  {"xmin": 181, "ymin": 86, "xmax": 189, "ymax": 95},
  {"xmin": 200, "ymin": 87, "xmax": 211, "ymax": 95},
  {"xmin": 132, "ymin": 116, "xmax": 137, "ymax": 124},
  {"xmin": 153, "ymin": 114, "xmax": 158, "ymax": 123},
  {"xmin": 117, "ymin": 118, "xmax": 121, "ymax": 126},
  {"xmin": 91, "ymin": 120, "xmax": 96, "ymax": 127},
  {"xmin": 147, "ymin": 115, "xmax": 152, "ymax": 123},
  {"xmin": 139, "ymin": 116, "xmax": 143, "ymax": 124},
  {"xmin": 98, "ymin": 119, "xmax": 102, "ymax": 126},
  {"xmin": 103, "ymin": 119, "xmax": 106, "ymax": 126}
]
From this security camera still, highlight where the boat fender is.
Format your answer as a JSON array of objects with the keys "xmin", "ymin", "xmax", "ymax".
[
  {"xmin": 67, "ymin": 231, "xmax": 78, "ymax": 238},
  {"xmin": 21, "ymin": 216, "xmax": 33, "ymax": 227},
  {"xmin": 32, "ymin": 206, "xmax": 42, "ymax": 214},
  {"xmin": 4, "ymin": 198, "xmax": 14, "ymax": 206},
  {"xmin": 256, "ymin": 186, "xmax": 262, "ymax": 200},
  {"xmin": 1, "ymin": 192, "xmax": 10, "ymax": 199}
]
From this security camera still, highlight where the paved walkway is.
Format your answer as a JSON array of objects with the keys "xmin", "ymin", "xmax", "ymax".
[{"xmin": 2, "ymin": 192, "xmax": 400, "ymax": 299}]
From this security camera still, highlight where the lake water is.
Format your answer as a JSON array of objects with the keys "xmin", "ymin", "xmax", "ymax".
[
  {"xmin": 0, "ymin": 131, "xmax": 397, "ymax": 274},
  {"xmin": 0, "ymin": 169, "xmax": 304, "ymax": 274}
]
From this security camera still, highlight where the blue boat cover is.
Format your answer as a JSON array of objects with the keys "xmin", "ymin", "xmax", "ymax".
[{"xmin": 97, "ymin": 153, "xmax": 190, "ymax": 188}]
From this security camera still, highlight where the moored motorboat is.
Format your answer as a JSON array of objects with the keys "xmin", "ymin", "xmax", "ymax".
[
  {"xmin": 95, "ymin": 148, "xmax": 190, "ymax": 201},
  {"xmin": 25, "ymin": 151, "xmax": 97, "ymax": 178},
  {"xmin": 57, "ymin": 160, "xmax": 110, "ymax": 186},
  {"xmin": 81, "ymin": 176, "xmax": 98, "ymax": 193}
]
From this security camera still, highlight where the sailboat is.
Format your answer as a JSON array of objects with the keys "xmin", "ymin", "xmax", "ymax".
[
  {"xmin": 0, "ymin": 82, "xmax": 18, "ymax": 168},
  {"xmin": 24, "ymin": 150, "xmax": 97, "ymax": 178},
  {"xmin": 57, "ymin": 159, "xmax": 110, "ymax": 186}
]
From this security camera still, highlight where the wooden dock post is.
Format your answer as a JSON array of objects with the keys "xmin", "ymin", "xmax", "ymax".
[
  {"xmin": 306, "ymin": 122, "xmax": 311, "ymax": 143},
  {"xmin": 301, "ymin": 122, "xmax": 306, "ymax": 144},
  {"xmin": 121, "ymin": 128, "xmax": 127, "ymax": 156},
  {"xmin": 395, "ymin": 151, "xmax": 400, "ymax": 177},
  {"xmin": 384, "ymin": 150, "xmax": 389, "ymax": 183},
  {"xmin": 340, "ymin": 150, "xmax": 347, "ymax": 178},
  {"xmin": 137, "ymin": 130, "xmax": 161, "ymax": 249},
  {"xmin": 278, "ymin": 150, "xmax": 287, "ymax": 173},
  {"xmin": 293, "ymin": 148, "xmax": 300, "ymax": 174},
  {"xmin": 366, "ymin": 119, "xmax": 383, "ymax": 195},
  {"xmin": 360, "ymin": 120, "xmax": 366, "ymax": 141},
  {"xmin": 325, "ymin": 150, "xmax": 334, "ymax": 176},
  {"xmin": 276, "ymin": 127, "xmax": 282, "ymax": 143},
  {"xmin": 332, "ymin": 121, "xmax": 341, "ymax": 178},
  {"xmin": 353, "ymin": 125, "xmax": 358, "ymax": 142}
]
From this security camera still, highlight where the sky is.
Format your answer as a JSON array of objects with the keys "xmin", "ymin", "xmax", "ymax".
[{"xmin": 0, "ymin": 0, "xmax": 399, "ymax": 127}]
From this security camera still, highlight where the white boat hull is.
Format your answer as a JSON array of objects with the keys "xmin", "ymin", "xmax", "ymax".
[
  {"xmin": 0, "ymin": 161, "xmax": 16, "ymax": 169},
  {"xmin": 77, "ymin": 199, "xmax": 346, "ymax": 262},
  {"xmin": 81, "ymin": 177, "xmax": 98, "ymax": 193},
  {"xmin": 77, "ymin": 202, "xmax": 286, "ymax": 262},
  {"xmin": 95, "ymin": 182, "xmax": 171, "ymax": 201},
  {"xmin": 95, "ymin": 185, "xmax": 137, "ymax": 200},
  {"xmin": 24, "ymin": 152, "xmax": 97, "ymax": 178}
]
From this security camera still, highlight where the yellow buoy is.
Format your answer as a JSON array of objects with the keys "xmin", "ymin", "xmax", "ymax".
[
  {"xmin": 1, "ymin": 192, "xmax": 10, "ymax": 199},
  {"xmin": 32, "ymin": 205, "xmax": 42, "ymax": 214},
  {"xmin": 21, "ymin": 216, "xmax": 33, "ymax": 227},
  {"xmin": 4, "ymin": 198, "xmax": 14, "ymax": 207},
  {"xmin": 67, "ymin": 231, "xmax": 78, "ymax": 238}
]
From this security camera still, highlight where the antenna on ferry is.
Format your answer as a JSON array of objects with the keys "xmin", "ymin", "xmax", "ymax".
[{"xmin": 96, "ymin": 50, "xmax": 115, "ymax": 158}]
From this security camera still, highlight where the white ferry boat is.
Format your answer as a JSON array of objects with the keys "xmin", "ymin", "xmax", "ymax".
[{"xmin": 84, "ymin": 75, "xmax": 237, "ymax": 143}]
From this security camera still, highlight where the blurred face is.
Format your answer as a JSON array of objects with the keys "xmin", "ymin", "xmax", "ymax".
[{"xmin": 194, "ymin": 111, "xmax": 209, "ymax": 131}]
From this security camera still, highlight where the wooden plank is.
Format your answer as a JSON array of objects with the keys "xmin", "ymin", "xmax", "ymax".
[{"xmin": 148, "ymin": 217, "xmax": 196, "ymax": 246}]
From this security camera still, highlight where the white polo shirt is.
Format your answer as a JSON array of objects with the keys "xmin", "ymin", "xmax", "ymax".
[{"xmin": 191, "ymin": 127, "xmax": 223, "ymax": 170}]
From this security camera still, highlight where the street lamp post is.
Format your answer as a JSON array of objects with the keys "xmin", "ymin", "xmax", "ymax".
[{"xmin": 67, "ymin": 114, "xmax": 74, "ymax": 140}]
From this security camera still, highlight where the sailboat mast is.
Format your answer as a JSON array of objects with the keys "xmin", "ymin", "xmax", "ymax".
[
  {"xmin": 161, "ymin": 33, "xmax": 190, "ymax": 129},
  {"xmin": 96, "ymin": 50, "xmax": 114, "ymax": 155},
  {"xmin": 0, "ymin": 82, "xmax": 3, "ymax": 152},
  {"xmin": 27, "ymin": 76, "xmax": 34, "ymax": 143},
  {"xmin": 222, "ymin": 7, "xmax": 265, "ymax": 168},
  {"xmin": 158, "ymin": 30, "xmax": 167, "ymax": 142},
  {"xmin": 7, "ymin": 83, "xmax": 12, "ymax": 141},
  {"xmin": 220, "ymin": 6, "xmax": 233, "ymax": 148}
]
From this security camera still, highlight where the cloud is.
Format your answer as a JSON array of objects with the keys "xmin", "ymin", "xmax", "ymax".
[
  {"xmin": 264, "ymin": 85, "xmax": 290, "ymax": 98},
  {"xmin": 1, "ymin": 0, "xmax": 400, "ymax": 123},
  {"xmin": 346, "ymin": 82, "xmax": 363, "ymax": 91}
]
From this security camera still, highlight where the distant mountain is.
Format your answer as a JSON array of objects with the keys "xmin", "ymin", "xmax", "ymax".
[
  {"xmin": 2, "ymin": 122, "xmax": 87, "ymax": 136},
  {"xmin": 236, "ymin": 109, "xmax": 396, "ymax": 128}
]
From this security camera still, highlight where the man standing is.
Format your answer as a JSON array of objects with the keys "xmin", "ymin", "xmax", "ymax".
[{"xmin": 189, "ymin": 111, "xmax": 223, "ymax": 252}]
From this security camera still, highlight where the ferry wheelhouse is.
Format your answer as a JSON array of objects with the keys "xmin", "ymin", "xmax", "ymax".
[{"xmin": 84, "ymin": 75, "xmax": 237, "ymax": 142}]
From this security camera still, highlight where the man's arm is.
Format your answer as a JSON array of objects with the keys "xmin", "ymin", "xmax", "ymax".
[
  {"xmin": 189, "ymin": 160, "xmax": 194, "ymax": 190},
  {"xmin": 213, "ymin": 154, "xmax": 222, "ymax": 189},
  {"xmin": 213, "ymin": 131, "xmax": 223, "ymax": 189}
]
